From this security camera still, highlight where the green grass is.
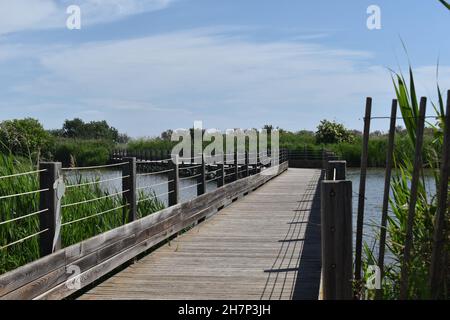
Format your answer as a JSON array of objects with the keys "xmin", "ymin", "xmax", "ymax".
[
  {"xmin": 360, "ymin": 64, "xmax": 449, "ymax": 299},
  {"xmin": 0, "ymin": 153, "xmax": 165, "ymax": 275}
]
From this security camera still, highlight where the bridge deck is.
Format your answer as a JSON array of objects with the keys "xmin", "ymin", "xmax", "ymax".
[{"xmin": 80, "ymin": 168, "xmax": 322, "ymax": 300}]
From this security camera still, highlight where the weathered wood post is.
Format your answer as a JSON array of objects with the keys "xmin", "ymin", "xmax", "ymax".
[
  {"xmin": 400, "ymin": 97, "xmax": 427, "ymax": 299},
  {"xmin": 234, "ymin": 151, "xmax": 239, "ymax": 181},
  {"xmin": 244, "ymin": 151, "xmax": 250, "ymax": 177},
  {"xmin": 321, "ymin": 180, "xmax": 353, "ymax": 300},
  {"xmin": 429, "ymin": 91, "xmax": 450, "ymax": 298},
  {"xmin": 376, "ymin": 99, "xmax": 397, "ymax": 299},
  {"xmin": 168, "ymin": 155, "xmax": 179, "ymax": 206},
  {"xmin": 122, "ymin": 157, "xmax": 136, "ymax": 224},
  {"xmin": 256, "ymin": 151, "xmax": 261, "ymax": 173},
  {"xmin": 39, "ymin": 162, "xmax": 62, "ymax": 257},
  {"xmin": 355, "ymin": 97, "xmax": 372, "ymax": 284},
  {"xmin": 197, "ymin": 154, "xmax": 206, "ymax": 196},
  {"xmin": 217, "ymin": 162, "xmax": 225, "ymax": 187},
  {"xmin": 326, "ymin": 160, "xmax": 347, "ymax": 180}
]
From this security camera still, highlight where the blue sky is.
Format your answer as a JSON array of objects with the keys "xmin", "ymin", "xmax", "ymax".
[{"xmin": 0, "ymin": 0, "xmax": 449, "ymax": 136}]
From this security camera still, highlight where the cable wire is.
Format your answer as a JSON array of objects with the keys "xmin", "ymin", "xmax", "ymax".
[
  {"xmin": 0, "ymin": 188, "xmax": 49, "ymax": 201},
  {"xmin": 0, "ymin": 169, "xmax": 47, "ymax": 180},
  {"xmin": 0, "ymin": 229, "xmax": 48, "ymax": 250},
  {"xmin": 61, "ymin": 190, "xmax": 129, "ymax": 208},
  {"xmin": 62, "ymin": 162, "xmax": 128, "ymax": 171},
  {"xmin": 61, "ymin": 205, "xmax": 127, "ymax": 226},
  {"xmin": 0, "ymin": 209, "xmax": 48, "ymax": 226},
  {"xmin": 66, "ymin": 175, "xmax": 128, "ymax": 189}
]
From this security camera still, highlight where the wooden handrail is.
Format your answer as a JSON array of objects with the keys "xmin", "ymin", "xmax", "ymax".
[{"xmin": 0, "ymin": 162, "xmax": 288, "ymax": 300}]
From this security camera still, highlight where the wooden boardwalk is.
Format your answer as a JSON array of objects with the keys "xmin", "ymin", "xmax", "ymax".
[{"xmin": 80, "ymin": 168, "xmax": 322, "ymax": 300}]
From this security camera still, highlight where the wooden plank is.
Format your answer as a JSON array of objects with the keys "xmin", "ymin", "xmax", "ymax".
[
  {"xmin": 0, "ymin": 163, "xmax": 288, "ymax": 300},
  {"xmin": 80, "ymin": 168, "xmax": 322, "ymax": 300}
]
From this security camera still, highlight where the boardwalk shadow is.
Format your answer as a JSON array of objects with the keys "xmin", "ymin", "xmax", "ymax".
[
  {"xmin": 260, "ymin": 170, "xmax": 323, "ymax": 300},
  {"xmin": 291, "ymin": 171, "xmax": 322, "ymax": 299}
]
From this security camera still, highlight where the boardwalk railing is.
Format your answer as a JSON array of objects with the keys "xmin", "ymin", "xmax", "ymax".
[
  {"xmin": 287, "ymin": 149, "xmax": 338, "ymax": 169},
  {"xmin": 0, "ymin": 151, "xmax": 288, "ymax": 300}
]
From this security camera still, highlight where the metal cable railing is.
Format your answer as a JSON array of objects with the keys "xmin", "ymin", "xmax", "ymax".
[
  {"xmin": 62, "ymin": 162, "xmax": 128, "ymax": 171},
  {"xmin": 0, "ymin": 229, "xmax": 49, "ymax": 251},
  {"xmin": 61, "ymin": 204, "xmax": 128, "ymax": 227},
  {"xmin": 61, "ymin": 189, "xmax": 129, "ymax": 209},
  {"xmin": 0, "ymin": 209, "xmax": 48, "ymax": 226}
]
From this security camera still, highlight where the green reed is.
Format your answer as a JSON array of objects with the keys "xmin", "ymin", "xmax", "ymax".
[{"xmin": 0, "ymin": 154, "xmax": 165, "ymax": 275}]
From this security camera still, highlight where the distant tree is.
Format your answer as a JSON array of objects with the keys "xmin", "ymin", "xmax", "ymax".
[
  {"xmin": 371, "ymin": 130, "xmax": 383, "ymax": 137},
  {"xmin": 315, "ymin": 120, "xmax": 355, "ymax": 144},
  {"xmin": 161, "ymin": 129, "xmax": 173, "ymax": 141},
  {"xmin": 48, "ymin": 129, "xmax": 64, "ymax": 137},
  {"xmin": 61, "ymin": 118, "xmax": 121, "ymax": 142},
  {"xmin": 62, "ymin": 118, "xmax": 85, "ymax": 138},
  {"xmin": 0, "ymin": 118, "xmax": 52, "ymax": 156},
  {"xmin": 117, "ymin": 133, "xmax": 130, "ymax": 144}
]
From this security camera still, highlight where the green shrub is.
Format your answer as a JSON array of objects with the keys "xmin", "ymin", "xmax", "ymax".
[
  {"xmin": 0, "ymin": 118, "xmax": 53, "ymax": 159},
  {"xmin": 52, "ymin": 139, "xmax": 113, "ymax": 167},
  {"xmin": 316, "ymin": 119, "xmax": 355, "ymax": 144}
]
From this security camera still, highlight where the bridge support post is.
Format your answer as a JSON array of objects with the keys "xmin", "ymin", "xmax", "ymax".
[
  {"xmin": 197, "ymin": 155, "xmax": 206, "ymax": 196},
  {"xmin": 321, "ymin": 180, "xmax": 353, "ymax": 300},
  {"xmin": 168, "ymin": 155, "xmax": 179, "ymax": 206},
  {"xmin": 122, "ymin": 157, "xmax": 137, "ymax": 224},
  {"xmin": 326, "ymin": 161, "xmax": 347, "ymax": 180},
  {"xmin": 39, "ymin": 162, "xmax": 62, "ymax": 257}
]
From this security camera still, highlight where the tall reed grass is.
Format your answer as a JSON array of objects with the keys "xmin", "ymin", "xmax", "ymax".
[
  {"xmin": 361, "ymin": 65, "xmax": 449, "ymax": 299},
  {"xmin": 0, "ymin": 153, "xmax": 164, "ymax": 275}
]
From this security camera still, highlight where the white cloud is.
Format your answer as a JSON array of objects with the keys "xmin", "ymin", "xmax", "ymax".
[
  {"xmin": 2, "ymin": 28, "xmax": 449, "ymax": 135},
  {"xmin": 0, "ymin": 0, "xmax": 173, "ymax": 35}
]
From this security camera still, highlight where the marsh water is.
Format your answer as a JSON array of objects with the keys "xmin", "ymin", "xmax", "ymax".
[
  {"xmin": 64, "ymin": 169, "xmax": 218, "ymax": 207},
  {"xmin": 347, "ymin": 168, "xmax": 436, "ymax": 253}
]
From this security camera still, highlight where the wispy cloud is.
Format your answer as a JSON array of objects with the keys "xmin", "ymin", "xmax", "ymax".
[
  {"xmin": 1, "ymin": 27, "xmax": 449, "ymax": 135},
  {"xmin": 0, "ymin": 0, "xmax": 173, "ymax": 35}
]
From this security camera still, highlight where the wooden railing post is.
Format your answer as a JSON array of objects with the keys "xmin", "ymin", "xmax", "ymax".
[
  {"xmin": 122, "ymin": 157, "xmax": 136, "ymax": 224},
  {"xmin": 217, "ymin": 162, "xmax": 225, "ymax": 187},
  {"xmin": 245, "ymin": 151, "xmax": 250, "ymax": 177},
  {"xmin": 256, "ymin": 152, "xmax": 261, "ymax": 173},
  {"xmin": 376, "ymin": 99, "xmax": 398, "ymax": 299},
  {"xmin": 321, "ymin": 180, "xmax": 353, "ymax": 300},
  {"xmin": 400, "ymin": 97, "xmax": 427, "ymax": 299},
  {"xmin": 39, "ymin": 162, "xmax": 62, "ymax": 257},
  {"xmin": 168, "ymin": 155, "xmax": 179, "ymax": 206},
  {"xmin": 355, "ymin": 97, "xmax": 372, "ymax": 284},
  {"xmin": 234, "ymin": 152, "xmax": 239, "ymax": 181},
  {"xmin": 197, "ymin": 155, "xmax": 206, "ymax": 196},
  {"xmin": 326, "ymin": 161, "xmax": 347, "ymax": 180}
]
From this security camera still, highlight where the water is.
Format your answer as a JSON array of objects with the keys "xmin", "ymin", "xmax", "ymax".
[
  {"xmin": 347, "ymin": 168, "xmax": 436, "ymax": 253},
  {"xmin": 64, "ymin": 169, "xmax": 218, "ymax": 207}
]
